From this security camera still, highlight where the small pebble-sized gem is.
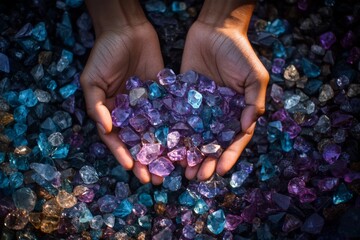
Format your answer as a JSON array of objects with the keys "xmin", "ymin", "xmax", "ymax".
[
  {"xmin": 200, "ymin": 141, "xmax": 223, "ymax": 158},
  {"xmin": 4, "ymin": 209, "xmax": 29, "ymax": 230},
  {"xmin": 194, "ymin": 198, "xmax": 209, "ymax": 215},
  {"xmin": 179, "ymin": 190, "xmax": 196, "ymax": 206},
  {"xmin": 51, "ymin": 144, "xmax": 70, "ymax": 159},
  {"xmin": 319, "ymin": 31, "xmax": 336, "ymax": 50},
  {"xmin": 32, "ymin": 22, "xmax": 47, "ymax": 41},
  {"xmin": 129, "ymin": 87, "xmax": 148, "ymax": 106},
  {"xmin": 56, "ymin": 190, "xmax": 77, "ymax": 208},
  {"xmin": 113, "ymin": 199, "xmax": 133, "ymax": 218},
  {"xmin": 149, "ymin": 81, "xmax": 166, "ymax": 99},
  {"xmin": 48, "ymin": 132, "xmax": 64, "ymax": 147},
  {"xmin": 230, "ymin": 161, "xmax": 253, "ymax": 188},
  {"xmin": 225, "ymin": 214, "xmax": 243, "ymax": 231},
  {"xmin": 90, "ymin": 215, "xmax": 104, "ymax": 230},
  {"xmin": 154, "ymin": 190, "xmax": 168, "ymax": 204},
  {"xmin": 282, "ymin": 214, "xmax": 302, "ymax": 233},
  {"xmin": 136, "ymin": 143, "xmax": 161, "ymax": 165},
  {"xmin": 19, "ymin": 89, "xmax": 38, "ymax": 107},
  {"xmin": 188, "ymin": 89, "xmax": 203, "ymax": 109},
  {"xmin": 157, "ymin": 68, "xmax": 176, "ymax": 85},
  {"xmin": 302, "ymin": 58, "xmax": 321, "ymax": 78},
  {"xmin": 187, "ymin": 147, "xmax": 204, "ymax": 167},
  {"xmin": 79, "ymin": 165, "xmax": 99, "ymax": 184},
  {"xmin": 103, "ymin": 213, "xmax": 115, "ymax": 228},
  {"xmin": 207, "ymin": 209, "xmax": 226, "ymax": 235},
  {"xmin": 322, "ymin": 143, "xmax": 341, "ymax": 164},
  {"xmin": 59, "ymin": 83, "xmax": 77, "ymax": 98},
  {"xmin": 318, "ymin": 84, "xmax": 334, "ymax": 102},
  {"xmin": 12, "ymin": 187, "xmax": 37, "ymax": 211},
  {"xmin": 30, "ymin": 163, "xmax": 58, "ymax": 181},
  {"xmin": 149, "ymin": 157, "xmax": 175, "ymax": 177},
  {"xmin": 167, "ymin": 131, "xmax": 180, "ymax": 149},
  {"xmin": 129, "ymin": 114, "xmax": 149, "ymax": 132},
  {"xmin": 97, "ymin": 195, "xmax": 117, "ymax": 213},
  {"xmin": 111, "ymin": 107, "xmax": 132, "ymax": 127},
  {"xmin": 288, "ymin": 177, "xmax": 306, "ymax": 195},
  {"xmin": 333, "ymin": 183, "xmax": 353, "ymax": 205},
  {"xmin": 301, "ymin": 213, "xmax": 324, "ymax": 234},
  {"xmin": 167, "ymin": 146, "xmax": 186, "ymax": 161},
  {"xmin": 0, "ymin": 52, "xmax": 10, "ymax": 73},
  {"xmin": 139, "ymin": 193, "xmax": 154, "ymax": 207},
  {"xmin": 118, "ymin": 127, "xmax": 140, "ymax": 147},
  {"xmin": 187, "ymin": 116, "xmax": 204, "ymax": 132}
]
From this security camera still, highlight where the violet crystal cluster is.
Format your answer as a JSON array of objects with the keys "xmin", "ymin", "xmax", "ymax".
[{"xmin": 111, "ymin": 69, "xmax": 245, "ymax": 177}]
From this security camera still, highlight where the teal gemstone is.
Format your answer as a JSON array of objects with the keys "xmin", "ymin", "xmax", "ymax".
[
  {"xmin": 187, "ymin": 116, "xmax": 204, "ymax": 133},
  {"xmin": 171, "ymin": 1, "xmax": 187, "ymax": 12},
  {"xmin": 207, "ymin": 209, "xmax": 226, "ymax": 235},
  {"xmin": 90, "ymin": 230, "xmax": 102, "ymax": 240},
  {"xmin": 14, "ymin": 123, "xmax": 27, "ymax": 136},
  {"xmin": 51, "ymin": 144, "xmax": 70, "ymax": 159},
  {"xmin": 163, "ymin": 174, "xmax": 182, "ymax": 191},
  {"xmin": 9, "ymin": 172, "xmax": 23, "ymax": 189},
  {"xmin": 65, "ymin": 0, "xmax": 83, "ymax": 8},
  {"xmin": 194, "ymin": 198, "xmax": 209, "ymax": 214},
  {"xmin": 113, "ymin": 199, "xmax": 133, "ymax": 218},
  {"xmin": 40, "ymin": 118, "xmax": 58, "ymax": 134},
  {"xmin": 13, "ymin": 137, "xmax": 28, "ymax": 148},
  {"xmin": 179, "ymin": 190, "xmax": 196, "ymax": 206},
  {"xmin": 138, "ymin": 193, "xmax": 153, "ymax": 207},
  {"xmin": 188, "ymin": 89, "xmax": 203, "ymax": 109},
  {"xmin": 304, "ymin": 79, "xmax": 322, "ymax": 95},
  {"xmin": 14, "ymin": 105, "xmax": 29, "ymax": 123},
  {"xmin": 19, "ymin": 89, "xmax": 38, "ymax": 107},
  {"xmin": 273, "ymin": 40, "xmax": 287, "ymax": 58},
  {"xmin": 149, "ymin": 82, "xmax": 166, "ymax": 100},
  {"xmin": 302, "ymin": 58, "xmax": 320, "ymax": 78},
  {"xmin": 281, "ymin": 132, "xmax": 293, "ymax": 152},
  {"xmin": 9, "ymin": 153, "xmax": 29, "ymax": 171},
  {"xmin": 211, "ymin": 106, "xmax": 223, "ymax": 117},
  {"xmin": 155, "ymin": 125, "xmax": 169, "ymax": 146},
  {"xmin": 18, "ymin": 38, "xmax": 40, "ymax": 54},
  {"xmin": 4, "ymin": 127, "xmax": 16, "ymax": 141},
  {"xmin": 0, "ymin": 152, "xmax": 5, "ymax": 163},
  {"xmin": 2, "ymin": 91, "xmax": 19, "ymax": 107},
  {"xmin": 37, "ymin": 133, "xmax": 52, "ymax": 157},
  {"xmin": 79, "ymin": 204, "xmax": 94, "ymax": 223},
  {"xmin": 32, "ymin": 22, "xmax": 47, "ymax": 41},
  {"xmin": 154, "ymin": 190, "xmax": 168, "ymax": 204},
  {"xmin": 266, "ymin": 19, "xmax": 286, "ymax": 36},
  {"xmin": 138, "ymin": 215, "xmax": 152, "ymax": 229},
  {"xmin": 59, "ymin": 83, "xmax": 77, "ymax": 98},
  {"xmin": 47, "ymin": 80, "xmax": 58, "ymax": 91},
  {"xmin": 259, "ymin": 154, "xmax": 276, "ymax": 181},
  {"xmin": 333, "ymin": 183, "xmax": 353, "ymax": 205}
]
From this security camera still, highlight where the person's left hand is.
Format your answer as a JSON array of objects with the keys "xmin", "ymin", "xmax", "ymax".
[{"xmin": 180, "ymin": 12, "xmax": 269, "ymax": 181}]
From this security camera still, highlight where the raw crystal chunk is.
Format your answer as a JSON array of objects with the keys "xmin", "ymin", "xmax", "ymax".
[
  {"xmin": 207, "ymin": 209, "xmax": 225, "ymax": 235},
  {"xmin": 136, "ymin": 143, "xmax": 161, "ymax": 165},
  {"xmin": 187, "ymin": 116, "xmax": 204, "ymax": 133},
  {"xmin": 111, "ymin": 107, "xmax": 132, "ymax": 127},
  {"xmin": 149, "ymin": 157, "xmax": 175, "ymax": 177},
  {"xmin": 187, "ymin": 147, "xmax": 204, "ymax": 167},
  {"xmin": 167, "ymin": 146, "xmax": 186, "ymax": 161},
  {"xmin": 200, "ymin": 141, "xmax": 223, "ymax": 158},
  {"xmin": 129, "ymin": 87, "xmax": 148, "ymax": 106},
  {"xmin": 230, "ymin": 161, "xmax": 253, "ymax": 188},
  {"xmin": 12, "ymin": 187, "xmax": 37, "ymax": 211},
  {"xmin": 188, "ymin": 89, "xmax": 203, "ymax": 109},
  {"xmin": 56, "ymin": 190, "xmax": 77, "ymax": 208},
  {"xmin": 167, "ymin": 131, "xmax": 180, "ymax": 149},
  {"xmin": 157, "ymin": 68, "xmax": 176, "ymax": 85},
  {"xmin": 118, "ymin": 127, "xmax": 140, "ymax": 146},
  {"xmin": 48, "ymin": 132, "xmax": 64, "ymax": 147},
  {"xmin": 4, "ymin": 209, "xmax": 29, "ymax": 230},
  {"xmin": 179, "ymin": 70, "xmax": 198, "ymax": 85},
  {"xmin": 30, "ymin": 163, "xmax": 59, "ymax": 181},
  {"xmin": 79, "ymin": 165, "xmax": 99, "ymax": 184},
  {"xmin": 129, "ymin": 114, "xmax": 149, "ymax": 132}
]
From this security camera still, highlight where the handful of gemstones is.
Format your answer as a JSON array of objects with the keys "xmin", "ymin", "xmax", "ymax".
[{"xmin": 112, "ymin": 69, "xmax": 246, "ymax": 177}]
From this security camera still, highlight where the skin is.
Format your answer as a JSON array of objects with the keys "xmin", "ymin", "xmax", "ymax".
[{"xmin": 81, "ymin": 0, "xmax": 269, "ymax": 184}]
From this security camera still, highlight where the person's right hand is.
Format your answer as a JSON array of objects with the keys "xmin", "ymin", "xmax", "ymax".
[{"xmin": 80, "ymin": 20, "xmax": 164, "ymax": 184}]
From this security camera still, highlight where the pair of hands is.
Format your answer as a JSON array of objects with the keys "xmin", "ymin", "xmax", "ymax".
[{"xmin": 80, "ymin": 1, "xmax": 269, "ymax": 185}]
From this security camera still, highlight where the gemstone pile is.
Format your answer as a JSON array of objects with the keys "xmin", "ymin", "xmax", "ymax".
[{"xmin": 112, "ymin": 69, "xmax": 245, "ymax": 176}]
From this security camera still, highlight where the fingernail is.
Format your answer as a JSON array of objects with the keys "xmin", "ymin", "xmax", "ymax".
[{"xmin": 97, "ymin": 123, "xmax": 106, "ymax": 134}]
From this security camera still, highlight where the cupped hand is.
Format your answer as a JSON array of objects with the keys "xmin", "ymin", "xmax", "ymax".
[
  {"xmin": 80, "ymin": 22, "xmax": 164, "ymax": 184},
  {"xmin": 181, "ymin": 19, "xmax": 269, "ymax": 181}
]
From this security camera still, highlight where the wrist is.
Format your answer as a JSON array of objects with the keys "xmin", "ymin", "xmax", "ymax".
[
  {"xmin": 197, "ymin": 0, "xmax": 255, "ymax": 33},
  {"xmin": 85, "ymin": 0, "xmax": 148, "ymax": 36}
]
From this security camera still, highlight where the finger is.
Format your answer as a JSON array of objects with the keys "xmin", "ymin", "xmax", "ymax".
[
  {"xmin": 151, "ymin": 174, "xmax": 163, "ymax": 185},
  {"xmin": 133, "ymin": 161, "xmax": 151, "ymax": 184},
  {"xmin": 98, "ymin": 130, "xmax": 134, "ymax": 170},
  {"xmin": 216, "ymin": 122, "xmax": 256, "ymax": 176},
  {"xmin": 82, "ymin": 84, "xmax": 113, "ymax": 134},
  {"xmin": 185, "ymin": 164, "xmax": 200, "ymax": 180},
  {"xmin": 197, "ymin": 156, "xmax": 217, "ymax": 181}
]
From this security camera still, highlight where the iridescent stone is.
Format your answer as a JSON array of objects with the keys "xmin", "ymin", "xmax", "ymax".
[
  {"xmin": 157, "ymin": 68, "xmax": 176, "ymax": 85},
  {"xmin": 111, "ymin": 107, "xmax": 132, "ymax": 127},
  {"xmin": 129, "ymin": 87, "xmax": 148, "ymax": 106},
  {"xmin": 207, "ymin": 209, "xmax": 226, "ymax": 235},
  {"xmin": 149, "ymin": 157, "xmax": 175, "ymax": 177},
  {"xmin": 188, "ymin": 89, "xmax": 203, "ymax": 109},
  {"xmin": 187, "ymin": 147, "xmax": 204, "ymax": 167},
  {"xmin": 118, "ymin": 127, "xmax": 140, "ymax": 146},
  {"xmin": 56, "ymin": 190, "xmax": 77, "ymax": 208},
  {"xmin": 333, "ymin": 183, "xmax": 353, "ymax": 205},
  {"xmin": 12, "ymin": 187, "xmax": 37, "ymax": 211},
  {"xmin": 79, "ymin": 165, "xmax": 99, "ymax": 184},
  {"xmin": 320, "ymin": 31, "xmax": 336, "ymax": 49},
  {"xmin": 4, "ymin": 209, "xmax": 29, "ymax": 230},
  {"xmin": 200, "ymin": 141, "xmax": 223, "ymax": 158},
  {"xmin": 136, "ymin": 143, "xmax": 161, "ymax": 165},
  {"xmin": 167, "ymin": 131, "xmax": 180, "ymax": 149},
  {"xmin": 73, "ymin": 185, "xmax": 95, "ymax": 203},
  {"xmin": 167, "ymin": 147, "xmax": 186, "ymax": 161}
]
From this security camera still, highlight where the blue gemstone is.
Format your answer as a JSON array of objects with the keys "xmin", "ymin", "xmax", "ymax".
[
  {"xmin": 266, "ymin": 19, "xmax": 286, "ymax": 36},
  {"xmin": 259, "ymin": 154, "xmax": 276, "ymax": 181},
  {"xmin": 333, "ymin": 183, "xmax": 353, "ymax": 205},
  {"xmin": 3, "ymin": 91, "xmax": 19, "ymax": 107},
  {"xmin": 187, "ymin": 116, "xmax": 204, "ymax": 132},
  {"xmin": 9, "ymin": 153, "xmax": 29, "ymax": 171},
  {"xmin": 14, "ymin": 105, "xmax": 29, "ymax": 123},
  {"xmin": 139, "ymin": 193, "xmax": 154, "ymax": 207},
  {"xmin": 272, "ymin": 40, "xmax": 287, "ymax": 58},
  {"xmin": 0, "ymin": 152, "xmax": 5, "ymax": 164},
  {"xmin": 32, "ymin": 22, "xmax": 47, "ymax": 41},
  {"xmin": 59, "ymin": 83, "xmax": 77, "ymax": 98},
  {"xmin": 40, "ymin": 118, "xmax": 59, "ymax": 134},
  {"xmin": 281, "ymin": 132, "xmax": 293, "ymax": 152},
  {"xmin": 230, "ymin": 161, "xmax": 253, "ymax": 188},
  {"xmin": 171, "ymin": 1, "xmax": 187, "ymax": 12},
  {"xmin": 188, "ymin": 89, "xmax": 203, "ymax": 109},
  {"xmin": 145, "ymin": 0, "xmax": 167, "ymax": 12},
  {"xmin": 65, "ymin": 0, "xmax": 84, "ymax": 8},
  {"xmin": 304, "ymin": 79, "xmax": 322, "ymax": 95},
  {"xmin": 163, "ymin": 173, "xmax": 182, "ymax": 191},
  {"xmin": 302, "ymin": 58, "xmax": 320, "ymax": 78},
  {"xmin": 51, "ymin": 144, "xmax": 70, "ymax": 159},
  {"xmin": 18, "ymin": 38, "xmax": 40, "ymax": 54},
  {"xmin": 138, "ymin": 215, "xmax": 152, "ymax": 229},
  {"xmin": 0, "ymin": 52, "xmax": 10, "ymax": 73},
  {"xmin": 37, "ymin": 133, "xmax": 52, "ymax": 157},
  {"xmin": 47, "ymin": 80, "xmax": 58, "ymax": 91},
  {"xmin": 148, "ymin": 82, "xmax": 166, "ymax": 100},
  {"xmin": 207, "ymin": 209, "xmax": 226, "ymax": 235},
  {"xmin": 154, "ymin": 190, "xmax": 168, "ymax": 204},
  {"xmin": 79, "ymin": 203, "xmax": 94, "ymax": 223},
  {"xmin": 193, "ymin": 198, "xmax": 209, "ymax": 214},
  {"xmin": 57, "ymin": 49, "xmax": 74, "ymax": 72},
  {"xmin": 179, "ymin": 190, "xmax": 196, "ymax": 206},
  {"xmin": 9, "ymin": 172, "xmax": 24, "ymax": 189},
  {"xmin": 155, "ymin": 125, "xmax": 169, "ymax": 146},
  {"xmin": 30, "ymin": 162, "xmax": 58, "ymax": 181},
  {"xmin": 14, "ymin": 123, "xmax": 28, "ymax": 136},
  {"xmin": 113, "ymin": 199, "xmax": 133, "ymax": 218}
]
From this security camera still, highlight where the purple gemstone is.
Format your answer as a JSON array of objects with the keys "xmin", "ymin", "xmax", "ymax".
[
  {"xmin": 132, "ymin": 203, "xmax": 147, "ymax": 216},
  {"xmin": 179, "ymin": 70, "xmax": 198, "ymax": 85},
  {"xmin": 167, "ymin": 131, "xmax": 180, "ymax": 149},
  {"xmin": 89, "ymin": 142, "xmax": 107, "ymax": 158},
  {"xmin": 181, "ymin": 210, "xmax": 194, "ymax": 225},
  {"xmin": 136, "ymin": 143, "xmax": 161, "ymax": 165},
  {"xmin": 167, "ymin": 146, "xmax": 186, "ymax": 161},
  {"xmin": 142, "ymin": 131, "xmax": 157, "ymax": 144},
  {"xmin": 319, "ymin": 31, "xmax": 336, "ymax": 50},
  {"xmin": 157, "ymin": 68, "xmax": 176, "ymax": 85},
  {"xmin": 198, "ymin": 74, "xmax": 216, "ymax": 93},
  {"xmin": 190, "ymin": 134, "xmax": 203, "ymax": 147},
  {"xmin": 316, "ymin": 177, "xmax": 339, "ymax": 191},
  {"xmin": 272, "ymin": 192, "xmax": 291, "ymax": 210},
  {"xmin": 162, "ymin": 95, "xmax": 174, "ymax": 110},
  {"xmin": 77, "ymin": 188, "xmax": 95, "ymax": 203},
  {"xmin": 97, "ymin": 195, "xmax": 117, "ymax": 213},
  {"xmin": 173, "ymin": 99, "xmax": 191, "ymax": 115},
  {"xmin": 288, "ymin": 177, "xmax": 306, "ymax": 195},
  {"xmin": 270, "ymin": 83, "xmax": 284, "ymax": 103},
  {"xmin": 218, "ymin": 86, "xmax": 236, "ymax": 97},
  {"xmin": 182, "ymin": 225, "xmax": 196, "ymax": 239},
  {"xmin": 241, "ymin": 203, "xmax": 256, "ymax": 223},
  {"xmin": 145, "ymin": 108, "xmax": 162, "ymax": 126},
  {"xmin": 322, "ymin": 143, "xmax": 341, "ymax": 164},
  {"xmin": 301, "ymin": 213, "xmax": 324, "ymax": 234},
  {"xmin": 200, "ymin": 141, "xmax": 223, "ymax": 158},
  {"xmin": 171, "ymin": 122, "xmax": 192, "ymax": 135},
  {"xmin": 111, "ymin": 107, "xmax": 132, "ymax": 127},
  {"xmin": 341, "ymin": 31, "xmax": 355, "ymax": 49},
  {"xmin": 149, "ymin": 157, "xmax": 175, "ymax": 177},
  {"xmin": 209, "ymin": 121, "xmax": 225, "ymax": 134},
  {"xmin": 299, "ymin": 187, "xmax": 317, "ymax": 203},
  {"xmin": 186, "ymin": 147, "xmax": 204, "ymax": 167},
  {"xmin": 225, "ymin": 214, "xmax": 242, "ymax": 231},
  {"xmin": 118, "ymin": 127, "xmax": 140, "ymax": 147},
  {"xmin": 126, "ymin": 76, "xmax": 143, "ymax": 90},
  {"xmin": 129, "ymin": 114, "xmax": 149, "ymax": 132},
  {"xmin": 331, "ymin": 111, "xmax": 353, "ymax": 128},
  {"xmin": 217, "ymin": 129, "xmax": 235, "ymax": 147},
  {"xmin": 282, "ymin": 214, "xmax": 302, "ymax": 233},
  {"xmin": 347, "ymin": 47, "xmax": 360, "ymax": 64},
  {"xmin": 166, "ymin": 82, "xmax": 187, "ymax": 97},
  {"xmin": 344, "ymin": 172, "xmax": 360, "ymax": 183},
  {"xmin": 272, "ymin": 58, "xmax": 285, "ymax": 74},
  {"xmin": 115, "ymin": 94, "xmax": 129, "ymax": 109}
]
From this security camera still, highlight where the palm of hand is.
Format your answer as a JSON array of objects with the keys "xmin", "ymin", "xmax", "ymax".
[{"xmin": 181, "ymin": 21, "xmax": 269, "ymax": 180}]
